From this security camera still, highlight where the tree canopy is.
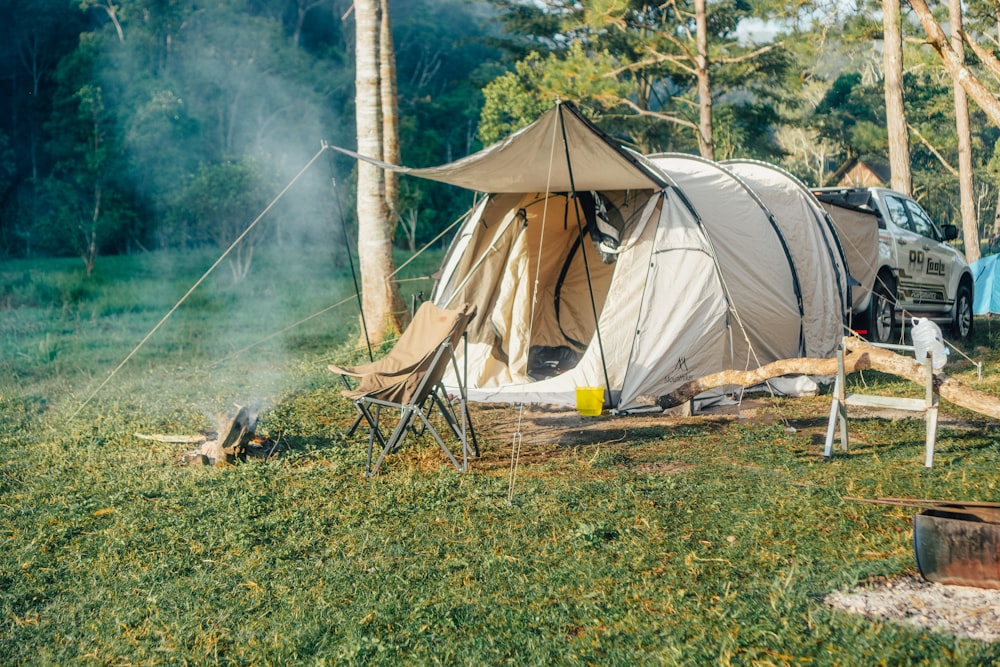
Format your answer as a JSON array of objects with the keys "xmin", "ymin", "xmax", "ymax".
[{"xmin": 1, "ymin": 0, "xmax": 999, "ymax": 263}]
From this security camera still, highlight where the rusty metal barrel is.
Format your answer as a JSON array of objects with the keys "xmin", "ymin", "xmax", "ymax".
[{"xmin": 914, "ymin": 509, "xmax": 1000, "ymax": 589}]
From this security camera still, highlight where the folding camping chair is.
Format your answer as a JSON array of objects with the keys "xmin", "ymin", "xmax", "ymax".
[{"xmin": 328, "ymin": 302, "xmax": 479, "ymax": 476}]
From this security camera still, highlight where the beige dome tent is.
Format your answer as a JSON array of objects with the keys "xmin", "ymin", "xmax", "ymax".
[
  {"xmin": 336, "ymin": 101, "xmax": 853, "ymax": 412},
  {"xmin": 721, "ymin": 159, "xmax": 851, "ymax": 351}
]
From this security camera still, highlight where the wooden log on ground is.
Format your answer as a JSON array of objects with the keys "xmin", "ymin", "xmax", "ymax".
[
  {"xmin": 657, "ymin": 337, "xmax": 1000, "ymax": 421},
  {"xmin": 134, "ymin": 433, "xmax": 208, "ymax": 444}
]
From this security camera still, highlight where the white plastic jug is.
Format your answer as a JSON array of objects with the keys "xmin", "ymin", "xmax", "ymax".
[{"xmin": 911, "ymin": 317, "xmax": 949, "ymax": 369}]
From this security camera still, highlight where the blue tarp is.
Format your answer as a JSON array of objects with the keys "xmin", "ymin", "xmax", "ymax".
[{"xmin": 972, "ymin": 254, "xmax": 1000, "ymax": 315}]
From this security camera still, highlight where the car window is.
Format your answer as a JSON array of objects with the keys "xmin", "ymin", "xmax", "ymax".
[
  {"xmin": 904, "ymin": 200, "xmax": 940, "ymax": 241},
  {"xmin": 883, "ymin": 196, "xmax": 914, "ymax": 232}
]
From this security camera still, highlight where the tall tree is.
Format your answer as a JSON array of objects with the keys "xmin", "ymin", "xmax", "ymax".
[
  {"xmin": 883, "ymin": 0, "xmax": 912, "ymax": 194},
  {"xmin": 950, "ymin": 0, "xmax": 981, "ymax": 262},
  {"xmin": 354, "ymin": 0, "xmax": 405, "ymax": 343},
  {"xmin": 479, "ymin": 0, "xmax": 787, "ymax": 158},
  {"xmin": 695, "ymin": 0, "xmax": 713, "ymax": 158},
  {"xmin": 379, "ymin": 0, "xmax": 400, "ymax": 228}
]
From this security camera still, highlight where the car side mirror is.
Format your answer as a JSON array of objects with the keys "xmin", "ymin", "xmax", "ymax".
[{"xmin": 941, "ymin": 224, "xmax": 958, "ymax": 241}]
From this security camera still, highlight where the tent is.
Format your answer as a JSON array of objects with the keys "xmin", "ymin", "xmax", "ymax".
[
  {"xmin": 646, "ymin": 155, "xmax": 850, "ymax": 365},
  {"xmin": 972, "ymin": 254, "xmax": 1000, "ymax": 315},
  {"xmin": 810, "ymin": 194, "xmax": 881, "ymax": 318},
  {"xmin": 721, "ymin": 159, "xmax": 851, "ymax": 351},
  {"xmin": 339, "ymin": 102, "xmax": 851, "ymax": 412}
]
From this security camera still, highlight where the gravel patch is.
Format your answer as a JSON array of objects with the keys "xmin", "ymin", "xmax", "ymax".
[{"xmin": 826, "ymin": 573, "xmax": 1000, "ymax": 642}]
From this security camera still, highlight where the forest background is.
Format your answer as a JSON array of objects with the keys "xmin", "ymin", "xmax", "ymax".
[{"xmin": 3, "ymin": 0, "xmax": 1000, "ymax": 273}]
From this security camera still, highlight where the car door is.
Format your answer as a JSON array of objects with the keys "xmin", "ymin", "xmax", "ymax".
[
  {"xmin": 902, "ymin": 198, "xmax": 952, "ymax": 313},
  {"xmin": 881, "ymin": 193, "xmax": 922, "ymax": 311}
]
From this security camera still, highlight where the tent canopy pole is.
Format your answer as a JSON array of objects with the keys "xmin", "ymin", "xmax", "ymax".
[
  {"xmin": 558, "ymin": 103, "xmax": 613, "ymax": 406},
  {"xmin": 330, "ymin": 173, "xmax": 374, "ymax": 362}
]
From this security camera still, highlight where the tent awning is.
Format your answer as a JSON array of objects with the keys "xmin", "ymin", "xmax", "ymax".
[{"xmin": 330, "ymin": 101, "xmax": 668, "ymax": 193}]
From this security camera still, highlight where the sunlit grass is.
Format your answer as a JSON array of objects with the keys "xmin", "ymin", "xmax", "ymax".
[{"xmin": 2, "ymin": 247, "xmax": 1000, "ymax": 664}]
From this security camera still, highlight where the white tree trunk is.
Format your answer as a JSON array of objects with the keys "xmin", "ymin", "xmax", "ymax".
[
  {"xmin": 355, "ymin": 0, "xmax": 404, "ymax": 343},
  {"xmin": 695, "ymin": 0, "xmax": 713, "ymax": 160},
  {"xmin": 379, "ymin": 0, "xmax": 400, "ymax": 235},
  {"xmin": 883, "ymin": 0, "xmax": 911, "ymax": 195},
  {"xmin": 950, "ymin": 0, "xmax": 981, "ymax": 263}
]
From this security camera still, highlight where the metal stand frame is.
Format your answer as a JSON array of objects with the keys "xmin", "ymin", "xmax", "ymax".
[{"xmin": 824, "ymin": 343, "xmax": 939, "ymax": 467}]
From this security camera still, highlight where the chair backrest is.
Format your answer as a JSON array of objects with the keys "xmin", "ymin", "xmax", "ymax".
[{"xmin": 353, "ymin": 302, "xmax": 476, "ymax": 405}]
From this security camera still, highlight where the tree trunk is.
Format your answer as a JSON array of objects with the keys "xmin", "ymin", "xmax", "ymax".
[
  {"xmin": 355, "ymin": 0, "xmax": 405, "ymax": 344},
  {"xmin": 950, "ymin": 0, "xmax": 981, "ymax": 263},
  {"xmin": 909, "ymin": 0, "xmax": 1000, "ymax": 128},
  {"xmin": 992, "ymin": 192, "xmax": 1000, "ymax": 251},
  {"xmin": 379, "ymin": 0, "xmax": 400, "ymax": 236},
  {"xmin": 695, "ymin": 0, "xmax": 714, "ymax": 160},
  {"xmin": 658, "ymin": 337, "xmax": 1000, "ymax": 420},
  {"xmin": 883, "ymin": 0, "xmax": 911, "ymax": 195}
]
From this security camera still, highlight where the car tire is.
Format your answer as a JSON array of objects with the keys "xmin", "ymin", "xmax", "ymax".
[
  {"xmin": 867, "ymin": 277, "xmax": 897, "ymax": 344},
  {"xmin": 952, "ymin": 283, "xmax": 974, "ymax": 340}
]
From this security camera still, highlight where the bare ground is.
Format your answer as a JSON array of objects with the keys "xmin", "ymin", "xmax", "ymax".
[{"xmin": 826, "ymin": 573, "xmax": 1000, "ymax": 642}]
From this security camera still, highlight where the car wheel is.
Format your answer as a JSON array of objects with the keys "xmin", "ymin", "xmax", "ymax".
[
  {"xmin": 953, "ymin": 283, "xmax": 974, "ymax": 340},
  {"xmin": 867, "ymin": 277, "xmax": 897, "ymax": 344}
]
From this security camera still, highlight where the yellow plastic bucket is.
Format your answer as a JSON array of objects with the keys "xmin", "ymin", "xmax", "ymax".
[{"xmin": 575, "ymin": 386, "xmax": 604, "ymax": 417}]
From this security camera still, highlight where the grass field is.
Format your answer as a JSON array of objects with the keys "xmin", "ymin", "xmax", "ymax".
[{"xmin": 4, "ymin": 246, "xmax": 1000, "ymax": 665}]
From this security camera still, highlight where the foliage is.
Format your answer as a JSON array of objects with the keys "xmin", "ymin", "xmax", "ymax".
[
  {"xmin": 6, "ymin": 0, "xmax": 1000, "ymax": 264},
  {"xmin": 36, "ymin": 41, "xmax": 141, "ymax": 272},
  {"xmin": 812, "ymin": 72, "xmax": 885, "ymax": 159},
  {"xmin": 479, "ymin": 0, "xmax": 795, "ymax": 155},
  {"xmin": 167, "ymin": 159, "xmax": 276, "ymax": 282},
  {"xmin": 0, "ymin": 0, "xmax": 505, "ymax": 261},
  {"xmin": 4, "ymin": 251, "xmax": 1000, "ymax": 663},
  {"xmin": 479, "ymin": 44, "xmax": 628, "ymax": 144}
]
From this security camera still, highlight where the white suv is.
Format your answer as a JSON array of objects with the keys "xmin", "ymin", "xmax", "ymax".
[{"xmin": 813, "ymin": 187, "xmax": 974, "ymax": 344}]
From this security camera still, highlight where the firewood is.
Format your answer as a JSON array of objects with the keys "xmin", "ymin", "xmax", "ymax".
[
  {"xmin": 658, "ymin": 337, "xmax": 1000, "ymax": 421},
  {"xmin": 134, "ymin": 433, "xmax": 208, "ymax": 443}
]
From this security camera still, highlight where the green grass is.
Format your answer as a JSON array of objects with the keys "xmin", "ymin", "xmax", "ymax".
[{"xmin": 3, "ymin": 247, "xmax": 1000, "ymax": 664}]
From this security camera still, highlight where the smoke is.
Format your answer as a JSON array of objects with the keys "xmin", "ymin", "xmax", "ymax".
[{"xmin": 88, "ymin": 4, "xmax": 358, "ymax": 405}]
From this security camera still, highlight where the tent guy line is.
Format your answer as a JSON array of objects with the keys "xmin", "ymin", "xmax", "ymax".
[
  {"xmin": 69, "ymin": 145, "xmax": 331, "ymax": 420},
  {"xmin": 76, "ymin": 100, "xmax": 881, "ymax": 424}
]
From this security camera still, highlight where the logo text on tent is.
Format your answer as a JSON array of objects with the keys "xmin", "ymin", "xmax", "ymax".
[{"xmin": 665, "ymin": 357, "xmax": 694, "ymax": 383}]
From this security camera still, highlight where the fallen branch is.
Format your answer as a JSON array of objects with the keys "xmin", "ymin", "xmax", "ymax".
[
  {"xmin": 134, "ymin": 433, "xmax": 208, "ymax": 444},
  {"xmin": 658, "ymin": 337, "xmax": 1000, "ymax": 420}
]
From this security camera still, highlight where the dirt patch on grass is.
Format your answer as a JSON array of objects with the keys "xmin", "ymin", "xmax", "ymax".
[
  {"xmin": 473, "ymin": 402, "xmax": 753, "ymax": 447},
  {"xmin": 826, "ymin": 573, "xmax": 1000, "ymax": 642},
  {"xmin": 469, "ymin": 404, "xmax": 703, "ymax": 471},
  {"xmin": 629, "ymin": 460, "xmax": 694, "ymax": 475}
]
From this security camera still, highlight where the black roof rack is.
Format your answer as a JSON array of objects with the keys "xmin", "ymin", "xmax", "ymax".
[{"xmin": 811, "ymin": 187, "xmax": 876, "ymax": 213}]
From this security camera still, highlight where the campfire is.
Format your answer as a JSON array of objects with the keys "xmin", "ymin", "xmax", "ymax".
[{"xmin": 136, "ymin": 403, "xmax": 284, "ymax": 465}]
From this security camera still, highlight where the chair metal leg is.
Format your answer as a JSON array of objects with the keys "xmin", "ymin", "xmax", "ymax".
[
  {"xmin": 414, "ymin": 408, "xmax": 466, "ymax": 472},
  {"xmin": 430, "ymin": 389, "xmax": 478, "ymax": 462},
  {"xmin": 367, "ymin": 406, "xmax": 417, "ymax": 476},
  {"xmin": 341, "ymin": 375, "xmax": 362, "ymax": 437},
  {"xmin": 462, "ymin": 399, "xmax": 479, "ymax": 457}
]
